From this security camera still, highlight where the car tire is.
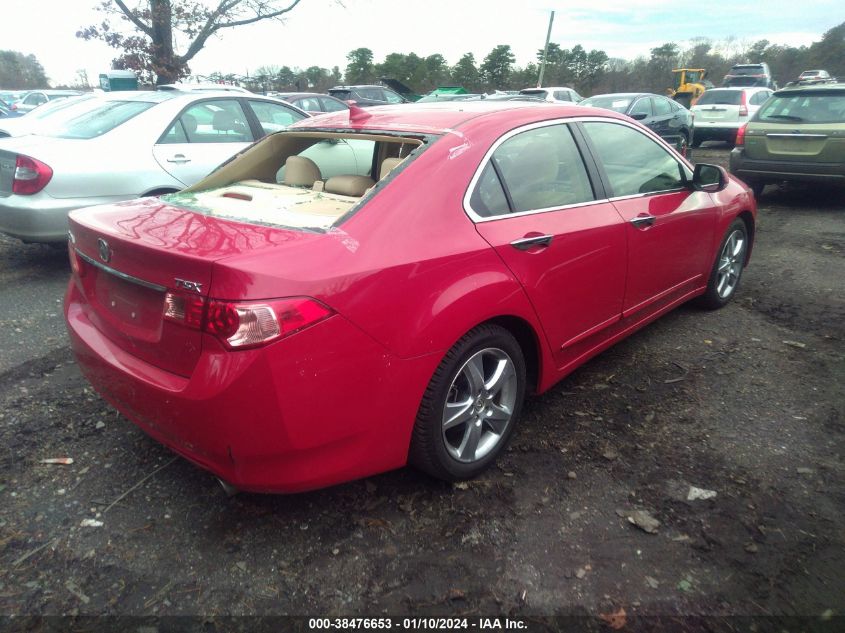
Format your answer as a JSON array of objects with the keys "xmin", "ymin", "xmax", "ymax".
[
  {"xmin": 747, "ymin": 181, "xmax": 766, "ymax": 198},
  {"xmin": 691, "ymin": 136, "xmax": 702, "ymax": 148},
  {"xmin": 409, "ymin": 323, "xmax": 526, "ymax": 481},
  {"xmin": 696, "ymin": 218, "xmax": 749, "ymax": 310}
]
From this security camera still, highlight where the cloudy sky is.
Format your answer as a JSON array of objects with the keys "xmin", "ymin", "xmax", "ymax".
[{"xmin": 1, "ymin": 0, "xmax": 840, "ymax": 86}]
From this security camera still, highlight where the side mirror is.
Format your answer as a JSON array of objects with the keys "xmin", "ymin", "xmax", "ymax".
[
  {"xmin": 630, "ymin": 112, "xmax": 648, "ymax": 121},
  {"xmin": 691, "ymin": 163, "xmax": 727, "ymax": 192}
]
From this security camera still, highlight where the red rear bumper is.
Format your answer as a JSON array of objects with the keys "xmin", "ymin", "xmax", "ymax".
[{"xmin": 65, "ymin": 280, "xmax": 437, "ymax": 493}]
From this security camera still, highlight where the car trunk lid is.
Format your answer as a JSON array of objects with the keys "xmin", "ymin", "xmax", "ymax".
[
  {"xmin": 744, "ymin": 122, "xmax": 843, "ymax": 162},
  {"xmin": 67, "ymin": 197, "xmax": 323, "ymax": 376}
]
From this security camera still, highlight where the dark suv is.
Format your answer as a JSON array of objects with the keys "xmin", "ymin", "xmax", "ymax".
[
  {"xmin": 328, "ymin": 85, "xmax": 407, "ymax": 107},
  {"xmin": 723, "ymin": 63, "xmax": 776, "ymax": 89}
]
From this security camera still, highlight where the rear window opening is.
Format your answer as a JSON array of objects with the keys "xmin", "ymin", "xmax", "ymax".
[
  {"xmin": 162, "ymin": 131, "xmax": 427, "ymax": 231},
  {"xmin": 757, "ymin": 92, "xmax": 845, "ymax": 124}
]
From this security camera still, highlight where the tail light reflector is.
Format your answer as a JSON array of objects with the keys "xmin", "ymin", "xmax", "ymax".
[
  {"xmin": 735, "ymin": 123, "xmax": 748, "ymax": 146},
  {"xmin": 739, "ymin": 91, "xmax": 748, "ymax": 117},
  {"xmin": 163, "ymin": 292, "xmax": 332, "ymax": 349},
  {"xmin": 13, "ymin": 155, "xmax": 53, "ymax": 195}
]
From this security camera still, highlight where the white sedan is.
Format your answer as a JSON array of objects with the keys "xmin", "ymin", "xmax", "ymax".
[{"xmin": 0, "ymin": 91, "xmax": 310, "ymax": 243}]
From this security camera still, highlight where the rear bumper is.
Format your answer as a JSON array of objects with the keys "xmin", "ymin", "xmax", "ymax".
[
  {"xmin": 0, "ymin": 194, "xmax": 128, "ymax": 243},
  {"xmin": 693, "ymin": 122, "xmax": 741, "ymax": 143},
  {"xmin": 65, "ymin": 280, "xmax": 438, "ymax": 492},
  {"xmin": 729, "ymin": 149, "xmax": 845, "ymax": 184}
]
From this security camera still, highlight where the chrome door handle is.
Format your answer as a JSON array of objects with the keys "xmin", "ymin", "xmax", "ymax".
[
  {"xmin": 510, "ymin": 234, "xmax": 553, "ymax": 250},
  {"xmin": 630, "ymin": 215, "xmax": 656, "ymax": 228},
  {"xmin": 166, "ymin": 154, "xmax": 191, "ymax": 164}
]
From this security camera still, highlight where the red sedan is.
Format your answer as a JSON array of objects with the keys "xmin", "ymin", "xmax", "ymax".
[{"xmin": 64, "ymin": 102, "xmax": 757, "ymax": 493}]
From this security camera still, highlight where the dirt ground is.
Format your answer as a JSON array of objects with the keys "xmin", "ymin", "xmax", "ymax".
[{"xmin": 0, "ymin": 146, "xmax": 843, "ymax": 630}]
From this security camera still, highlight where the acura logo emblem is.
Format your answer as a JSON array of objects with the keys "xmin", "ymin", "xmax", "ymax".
[{"xmin": 97, "ymin": 238, "xmax": 111, "ymax": 263}]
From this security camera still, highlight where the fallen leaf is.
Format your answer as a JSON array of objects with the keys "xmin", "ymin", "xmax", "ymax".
[
  {"xmin": 687, "ymin": 486, "xmax": 717, "ymax": 501},
  {"xmin": 782, "ymin": 340, "xmax": 806, "ymax": 349},
  {"xmin": 40, "ymin": 458, "xmax": 74, "ymax": 465},
  {"xmin": 599, "ymin": 606, "xmax": 627, "ymax": 630}
]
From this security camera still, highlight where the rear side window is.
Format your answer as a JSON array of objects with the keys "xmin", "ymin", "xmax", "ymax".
[
  {"xmin": 321, "ymin": 97, "xmax": 347, "ymax": 112},
  {"xmin": 696, "ymin": 90, "xmax": 743, "ymax": 106},
  {"xmin": 757, "ymin": 93, "xmax": 845, "ymax": 124},
  {"xmin": 554, "ymin": 90, "xmax": 572, "ymax": 101},
  {"xmin": 470, "ymin": 123, "xmax": 595, "ymax": 217},
  {"xmin": 161, "ymin": 100, "xmax": 253, "ymax": 144},
  {"xmin": 293, "ymin": 97, "xmax": 322, "ymax": 111},
  {"xmin": 583, "ymin": 122, "xmax": 686, "ymax": 197}
]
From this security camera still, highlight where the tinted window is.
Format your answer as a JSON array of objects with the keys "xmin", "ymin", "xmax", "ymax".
[
  {"xmin": 583, "ymin": 122, "xmax": 686, "ymax": 196},
  {"xmin": 41, "ymin": 100, "xmax": 155, "ymax": 139},
  {"xmin": 757, "ymin": 93, "xmax": 845, "ymax": 124},
  {"xmin": 730, "ymin": 65, "xmax": 766, "ymax": 76},
  {"xmin": 329, "ymin": 90, "xmax": 352, "ymax": 100},
  {"xmin": 630, "ymin": 98, "xmax": 652, "ymax": 117},
  {"xmin": 249, "ymin": 99, "xmax": 305, "ymax": 134},
  {"xmin": 696, "ymin": 90, "xmax": 743, "ymax": 106},
  {"xmin": 357, "ymin": 88, "xmax": 383, "ymax": 101},
  {"xmin": 554, "ymin": 90, "xmax": 572, "ymax": 101},
  {"xmin": 653, "ymin": 97, "xmax": 672, "ymax": 115},
  {"xmin": 469, "ymin": 163, "xmax": 510, "ymax": 217},
  {"xmin": 479, "ymin": 124, "xmax": 594, "ymax": 215}
]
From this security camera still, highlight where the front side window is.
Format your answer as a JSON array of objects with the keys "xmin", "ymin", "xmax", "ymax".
[
  {"xmin": 25, "ymin": 93, "xmax": 47, "ymax": 106},
  {"xmin": 554, "ymin": 90, "xmax": 572, "ymax": 102},
  {"xmin": 470, "ymin": 123, "xmax": 595, "ymax": 217},
  {"xmin": 583, "ymin": 122, "xmax": 687, "ymax": 197},
  {"xmin": 248, "ymin": 99, "xmax": 306, "ymax": 134},
  {"xmin": 653, "ymin": 97, "xmax": 672, "ymax": 116}
]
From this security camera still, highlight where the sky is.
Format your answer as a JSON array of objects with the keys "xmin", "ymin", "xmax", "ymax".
[{"xmin": 1, "ymin": 0, "xmax": 840, "ymax": 86}]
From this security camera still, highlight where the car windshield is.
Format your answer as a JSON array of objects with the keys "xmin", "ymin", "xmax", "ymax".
[
  {"xmin": 756, "ymin": 92, "xmax": 845, "ymax": 124},
  {"xmin": 581, "ymin": 96, "xmax": 634, "ymax": 113},
  {"xmin": 696, "ymin": 90, "xmax": 743, "ymax": 106},
  {"xmin": 38, "ymin": 100, "xmax": 155, "ymax": 139}
]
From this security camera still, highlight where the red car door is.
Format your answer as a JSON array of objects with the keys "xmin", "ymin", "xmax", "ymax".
[
  {"xmin": 580, "ymin": 121, "xmax": 718, "ymax": 318},
  {"xmin": 468, "ymin": 122, "xmax": 627, "ymax": 368}
]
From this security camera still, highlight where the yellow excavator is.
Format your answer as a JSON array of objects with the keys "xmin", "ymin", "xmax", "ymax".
[{"xmin": 667, "ymin": 68, "xmax": 710, "ymax": 107}]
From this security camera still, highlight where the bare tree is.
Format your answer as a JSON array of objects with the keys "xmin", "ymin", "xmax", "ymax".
[{"xmin": 77, "ymin": 0, "xmax": 304, "ymax": 85}]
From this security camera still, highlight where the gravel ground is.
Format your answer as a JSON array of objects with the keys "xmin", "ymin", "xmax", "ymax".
[{"xmin": 0, "ymin": 146, "xmax": 843, "ymax": 629}]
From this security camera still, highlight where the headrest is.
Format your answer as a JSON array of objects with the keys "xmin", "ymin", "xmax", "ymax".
[
  {"xmin": 181, "ymin": 113, "xmax": 198, "ymax": 134},
  {"xmin": 283, "ymin": 156, "xmax": 322, "ymax": 187},
  {"xmin": 212, "ymin": 111, "xmax": 236, "ymax": 131},
  {"xmin": 379, "ymin": 157, "xmax": 404, "ymax": 180},
  {"xmin": 324, "ymin": 175, "xmax": 376, "ymax": 197}
]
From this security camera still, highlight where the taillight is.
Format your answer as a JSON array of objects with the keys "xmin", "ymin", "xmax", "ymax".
[
  {"xmin": 163, "ymin": 292, "xmax": 332, "ymax": 349},
  {"xmin": 13, "ymin": 155, "xmax": 53, "ymax": 195},
  {"xmin": 736, "ymin": 123, "xmax": 747, "ymax": 146},
  {"xmin": 739, "ymin": 91, "xmax": 748, "ymax": 117}
]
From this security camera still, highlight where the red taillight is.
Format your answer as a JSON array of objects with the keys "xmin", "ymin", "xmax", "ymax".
[
  {"xmin": 735, "ymin": 123, "xmax": 747, "ymax": 146},
  {"xmin": 163, "ymin": 292, "xmax": 332, "ymax": 349},
  {"xmin": 10, "ymin": 103, "xmax": 17, "ymax": 111},
  {"xmin": 13, "ymin": 155, "xmax": 53, "ymax": 195},
  {"xmin": 739, "ymin": 91, "xmax": 748, "ymax": 117}
]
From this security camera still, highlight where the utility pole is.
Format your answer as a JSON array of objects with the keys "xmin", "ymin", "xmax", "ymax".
[{"xmin": 537, "ymin": 10, "xmax": 555, "ymax": 88}]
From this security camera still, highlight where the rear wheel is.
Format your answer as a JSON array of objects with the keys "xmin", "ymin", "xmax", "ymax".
[
  {"xmin": 747, "ymin": 181, "xmax": 766, "ymax": 198},
  {"xmin": 697, "ymin": 218, "xmax": 749, "ymax": 310},
  {"xmin": 409, "ymin": 324, "xmax": 526, "ymax": 481}
]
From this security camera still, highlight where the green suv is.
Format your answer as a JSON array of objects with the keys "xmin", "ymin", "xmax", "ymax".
[{"xmin": 729, "ymin": 83, "xmax": 845, "ymax": 196}]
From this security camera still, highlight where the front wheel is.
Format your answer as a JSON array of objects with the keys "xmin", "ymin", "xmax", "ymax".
[
  {"xmin": 409, "ymin": 324, "xmax": 526, "ymax": 481},
  {"xmin": 696, "ymin": 218, "xmax": 749, "ymax": 310}
]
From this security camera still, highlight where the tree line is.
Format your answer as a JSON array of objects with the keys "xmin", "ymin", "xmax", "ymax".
[{"xmin": 241, "ymin": 22, "xmax": 843, "ymax": 96}]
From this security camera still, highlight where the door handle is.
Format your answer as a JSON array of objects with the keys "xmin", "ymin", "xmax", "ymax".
[
  {"xmin": 630, "ymin": 215, "xmax": 656, "ymax": 228},
  {"xmin": 166, "ymin": 154, "xmax": 191, "ymax": 164},
  {"xmin": 510, "ymin": 234, "xmax": 553, "ymax": 250}
]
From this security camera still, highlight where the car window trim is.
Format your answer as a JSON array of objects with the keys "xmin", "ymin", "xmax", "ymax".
[
  {"xmin": 573, "ymin": 118, "xmax": 694, "ymax": 202},
  {"xmin": 462, "ymin": 118, "xmax": 608, "ymax": 223}
]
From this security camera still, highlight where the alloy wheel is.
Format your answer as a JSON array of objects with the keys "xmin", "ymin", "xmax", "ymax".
[{"xmin": 716, "ymin": 229, "xmax": 746, "ymax": 299}]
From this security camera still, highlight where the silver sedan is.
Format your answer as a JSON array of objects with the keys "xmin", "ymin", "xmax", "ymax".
[{"xmin": 0, "ymin": 91, "xmax": 308, "ymax": 244}]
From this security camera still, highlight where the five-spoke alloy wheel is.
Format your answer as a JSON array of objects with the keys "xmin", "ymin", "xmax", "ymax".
[
  {"xmin": 698, "ymin": 218, "xmax": 749, "ymax": 309},
  {"xmin": 410, "ymin": 324, "xmax": 526, "ymax": 480}
]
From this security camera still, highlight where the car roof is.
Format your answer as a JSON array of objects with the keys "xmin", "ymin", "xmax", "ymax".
[
  {"xmin": 291, "ymin": 101, "xmax": 611, "ymax": 136},
  {"xmin": 776, "ymin": 82, "xmax": 845, "ymax": 95},
  {"xmin": 584, "ymin": 93, "xmax": 651, "ymax": 99}
]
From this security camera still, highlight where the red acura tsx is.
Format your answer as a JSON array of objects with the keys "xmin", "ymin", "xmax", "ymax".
[{"xmin": 64, "ymin": 102, "xmax": 757, "ymax": 493}]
